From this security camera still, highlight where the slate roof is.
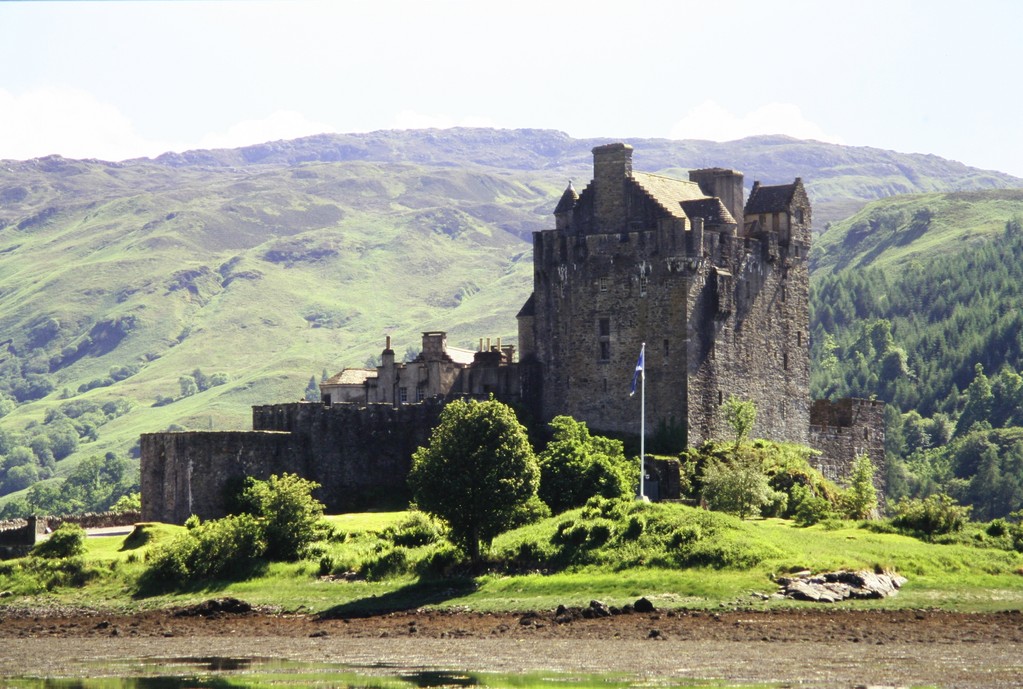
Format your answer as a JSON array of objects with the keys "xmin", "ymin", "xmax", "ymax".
[
  {"xmin": 517, "ymin": 293, "xmax": 535, "ymax": 318},
  {"xmin": 324, "ymin": 368, "xmax": 377, "ymax": 386},
  {"xmin": 446, "ymin": 347, "xmax": 477, "ymax": 366},
  {"xmin": 745, "ymin": 181, "xmax": 798, "ymax": 215},
  {"xmin": 631, "ymin": 172, "xmax": 709, "ymax": 220},
  {"xmin": 554, "ymin": 181, "xmax": 578, "ymax": 214},
  {"xmin": 680, "ymin": 198, "xmax": 736, "ymax": 225}
]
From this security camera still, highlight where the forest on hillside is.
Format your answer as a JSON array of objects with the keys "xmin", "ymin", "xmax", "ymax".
[{"xmin": 811, "ymin": 216, "xmax": 1023, "ymax": 519}]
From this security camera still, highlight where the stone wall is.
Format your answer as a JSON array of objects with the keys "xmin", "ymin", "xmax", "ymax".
[
  {"xmin": 253, "ymin": 400, "xmax": 443, "ymax": 511},
  {"xmin": 142, "ymin": 401, "xmax": 445, "ymax": 524},
  {"xmin": 809, "ymin": 398, "xmax": 887, "ymax": 500},
  {"xmin": 141, "ymin": 430, "xmax": 296, "ymax": 524}
]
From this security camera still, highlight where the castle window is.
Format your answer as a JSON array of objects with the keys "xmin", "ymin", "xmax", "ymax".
[
  {"xmin": 399, "ymin": 387, "xmax": 408, "ymax": 403},
  {"xmin": 639, "ymin": 276, "xmax": 648, "ymax": 297},
  {"xmin": 797, "ymin": 331, "xmax": 803, "ymax": 347},
  {"xmin": 599, "ymin": 276, "xmax": 609, "ymax": 292},
  {"xmin": 718, "ymin": 390, "xmax": 723, "ymax": 405},
  {"xmin": 663, "ymin": 339, "xmax": 669, "ymax": 357},
  {"xmin": 794, "ymin": 243, "xmax": 800, "ymax": 258},
  {"xmin": 783, "ymin": 352, "xmax": 789, "ymax": 370},
  {"xmin": 796, "ymin": 208, "xmax": 804, "ymax": 224},
  {"xmin": 416, "ymin": 384, "xmax": 425, "ymax": 402},
  {"xmin": 780, "ymin": 284, "xmax": 786, "ymax": 303},
  {"xmin": 598, "ymin": 317, "xmax": 611, "ymax": 361}
]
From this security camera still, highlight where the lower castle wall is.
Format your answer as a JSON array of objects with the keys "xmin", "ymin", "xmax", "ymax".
[
  {"xmin": 140, "ymin": 397, "xmax": 888, "ymax": 523},
  {"xmin": 141, "ymin": 430, "xmax": 295, "ymax": 524},
  {"xmin": 141, "ymin": 402, "xmax": 444, "ymax": 524}
]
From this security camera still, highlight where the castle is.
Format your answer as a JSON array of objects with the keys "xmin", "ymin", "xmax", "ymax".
[{"xmin": 141, "ymin": 144, "xmax": 884, "ymax": 522}]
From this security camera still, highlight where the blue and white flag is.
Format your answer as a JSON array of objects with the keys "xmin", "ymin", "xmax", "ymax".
[{"xmin": 629, "ymin": 344, "xmax": 645, "ymax": 397}]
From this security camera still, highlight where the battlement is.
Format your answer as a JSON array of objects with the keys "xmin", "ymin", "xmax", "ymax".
[{"xmin": 810, "ymin": 398, "xmax": 885, "ymax": 429}]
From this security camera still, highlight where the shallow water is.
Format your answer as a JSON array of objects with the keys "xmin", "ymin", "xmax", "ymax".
[{"xmin": 3, "ymin": 657, "xmax": 776, "ymax": 689}]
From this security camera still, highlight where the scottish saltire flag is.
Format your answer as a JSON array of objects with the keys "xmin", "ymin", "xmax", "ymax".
[{"xmin": 630, "ymin": 344, "xmax": 645, "ymax": 397}]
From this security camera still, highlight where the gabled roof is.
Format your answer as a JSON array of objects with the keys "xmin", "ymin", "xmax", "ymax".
[
  {"xmin": 745, "ymin": 181, "xmax": 798, "ymax": 215},
  {"xmin": 446, "ymin": 347, "xmax": 477, "ymax": 366},
  {"xmin": 631, "ymin": 171, "xmax": 708, "ymax": 220},
  {"xmin": 323, "ymin": 368, "xmax": 377, "ymax": 386},
  {"xmin": 680, "ymin": 198, "xmax": 736, "ymax": 226},
  {"xmin": 517, "ymin": 293, "xmax": 535, "ymax": 318}
]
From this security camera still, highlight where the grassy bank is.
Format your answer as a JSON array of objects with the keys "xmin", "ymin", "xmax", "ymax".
[{"xmin": 2, "ymin": 504, "xmax": 1022, "ymax": 615}]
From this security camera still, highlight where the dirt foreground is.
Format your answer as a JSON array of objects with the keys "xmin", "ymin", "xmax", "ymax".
[{"xmin": 1, "ymin": 605, "xmax": 1022, "ymax": 688}]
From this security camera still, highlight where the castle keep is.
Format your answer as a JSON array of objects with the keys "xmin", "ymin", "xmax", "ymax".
[
  {"xmin": 141, "ymin": 144, "xmax": 884, "ymax": 522},
  {"xmin": 518, "ymin": 143, "xmax": 811, "ymax": 445}
]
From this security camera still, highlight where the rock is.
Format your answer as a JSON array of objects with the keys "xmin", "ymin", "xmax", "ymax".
[
  {"xmin": 778, "ymin": 570, "xmax": 907, "ymax": 602},
  {"xmin": 634, "ymin": 597, "xmax": 655, "ymax": 613},
  {"xmin": 174, "ymin": 597, "xmax": 253, "ymax": 617},
  {"xmin": 588, "ymin": 600, "xmax": 611, "ymax": 617}
]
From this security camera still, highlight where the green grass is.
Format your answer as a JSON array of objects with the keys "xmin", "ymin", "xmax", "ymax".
[{"xmin": 3, "ymin": 506, "xmax": 1022, "ymax": 614}]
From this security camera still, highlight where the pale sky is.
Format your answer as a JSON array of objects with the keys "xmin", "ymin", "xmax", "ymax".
[{"xmin": 2, "ymin": 0, "xmax": 1022, "ymax": 177}]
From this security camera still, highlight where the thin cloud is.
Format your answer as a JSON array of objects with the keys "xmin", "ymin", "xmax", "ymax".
[
  {"xmin": 390, "ymin": 110, "xmax": 499, "ymax": 131},
  {"xmin": 0, "ymin": 87, "xmax": 176, "ymax": 162},
  {"xmin": 196, "ymin": 111, "xmax": 336, "ymax": 150},
  {"xmin": 669, "ymin": 101, "xmax": 843, "ymax": 144}
]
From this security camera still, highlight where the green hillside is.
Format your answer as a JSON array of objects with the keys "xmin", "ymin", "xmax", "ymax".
[
  {"xmin": 0, "ymin": 157, "xmax": 553, "ymax": 507},
  {"xmin": 810, "ymin": 188, "xmax": 1023, "ymax": 276},
  {"xmin": 1, "ymin": 128, "xmax": 1021, "ymax": 512}
]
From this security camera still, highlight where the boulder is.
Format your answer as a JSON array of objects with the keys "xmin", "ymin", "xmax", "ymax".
[{"xmin": 777, "ymin": 570, "xmax": 906, "ymax": 602}]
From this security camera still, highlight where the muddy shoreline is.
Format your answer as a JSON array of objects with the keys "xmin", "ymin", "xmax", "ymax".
[{"xmin": 1, "ymin": 606, "xmax": 1022, "ymax": 687}]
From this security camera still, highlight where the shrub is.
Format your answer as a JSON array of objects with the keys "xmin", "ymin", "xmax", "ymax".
[
  {"xmin": 790, "ymin": 483, "xmax": 837, "ymax": 526},
  {"xmin": 891, "ymin": 494, "xmax": 972, "ymax": 537},
  {"xmin": 32, "ymin": 523, "xmax": 86, "ymax": 559},
  {"xmin": 140, "ymin": 513, "xmax": 266, "ymax": 589},
  {"xmin": 237, "ymin": 473, "xmax": 324, "ymax": 561},
  {"xmin": 841, "ymin": 453, "xmax": 878, "ymax": 519},
  {"xmin": 701, "ymin": 454, "xmax": 775, "ymax": 519},
  {"xmin": 383, "ymin": 511, "xmax": 444, "ymax": 548},
  {"xmin": 623, "ymin": 515, "xmax": 646, "ymax": 540}
]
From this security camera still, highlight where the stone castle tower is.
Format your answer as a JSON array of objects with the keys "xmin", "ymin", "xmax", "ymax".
[{"xmin": 518, "ymin": 143, "xmax": 812, "ymax": 446}]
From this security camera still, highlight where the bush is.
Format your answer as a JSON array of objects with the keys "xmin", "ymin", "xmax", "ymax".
[
  {"xmin": 383, "ymin": 511, "xmax": 444, "ymax": 548},
  {"xmin": 111, "ymin": 492, "xmax": 141, "ymax": 513},
  {"xmin": 32, "ymin": 523, "xmax": 87, "ymax": 559},
  {"xmin": 790, "ymin": 484, "xmax": 837, "ymax": 526},
  {"xmin": 237, "ymin": 473, "xmax": 324, "ymax": 561},
  {"xmin": 140, "ymin": 513, "xmax": 266, "ymax": 589},
  {"xmin": 701, "ymin": 454, "xmax": 775, "ymax": 519},
  {"xmin": 891, "ymin": 494, "xmax": 972, "ymax": 537}
]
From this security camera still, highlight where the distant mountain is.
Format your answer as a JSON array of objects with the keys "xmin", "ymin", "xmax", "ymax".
[
  {"xmin": 0, "ymin": 127, "xmax": 1020, "ymax": 508},
  {"xmin": 144, "ymin": 128, "xmax": 1023, "ymax": 226}
]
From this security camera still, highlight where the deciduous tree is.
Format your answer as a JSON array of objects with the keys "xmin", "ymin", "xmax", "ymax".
[{"xmin": 409, "ymin": 397, "xmax": 541, "ymax": 564}]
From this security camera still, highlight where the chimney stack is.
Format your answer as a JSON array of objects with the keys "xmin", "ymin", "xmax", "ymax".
[{"xmin": 592, "ymin": 143, "xmax": 633, "ymax": 233}]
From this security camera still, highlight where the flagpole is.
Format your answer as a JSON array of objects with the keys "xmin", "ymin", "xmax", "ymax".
[{"xmin": 639, "ymin": 342, "xmax": 645, "ymax": 500}]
